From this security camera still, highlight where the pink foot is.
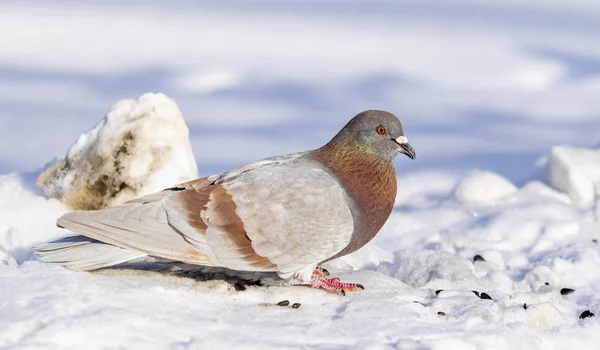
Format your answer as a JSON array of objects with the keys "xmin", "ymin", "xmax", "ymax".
[{"xmin": 307, "ymin": 275, "xmax": 364, "ymax": 296}]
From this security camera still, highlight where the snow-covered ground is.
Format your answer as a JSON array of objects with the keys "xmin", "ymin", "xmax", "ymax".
[
  {"xmin": 2, "ymin": 142, "xmax": 600, "ymax": 349},
  {"xmin": 3, "ymin": 1, "xmax": 600, "ymax": 349}
]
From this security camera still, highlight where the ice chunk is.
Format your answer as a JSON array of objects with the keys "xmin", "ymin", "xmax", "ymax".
[
  {"xmin": 454, "ymin": 170, "xmax": 517, "ymax": 205},
  {"xmin": 547, "ymin": 146, "xmax": 600, "ymax": 206},
  {"xmin": 36, "ymin": 93, "xmax": 198, "ymax": 210}
]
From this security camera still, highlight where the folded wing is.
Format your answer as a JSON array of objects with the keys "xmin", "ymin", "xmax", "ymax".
[{"xmin": 48, "ymin": 152, "xmax": 354, "ymax": 279}]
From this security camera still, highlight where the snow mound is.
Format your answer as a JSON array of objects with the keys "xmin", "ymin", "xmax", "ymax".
[
  {"xmin": 454, "ymin": 170, "xmax": 517, "ymax": 205},
  {"xmin": 0, "ymin": 174, "xmax": 66, "ymax": 264},
  {"xmin": 395, "ymin": 171, "xmax": 460, "ymax": 208},
  {"xmin": 547, "ymin": 146, "xmax": 600, "ymax": 206},
  {"xmin": 322, "ymin": 244, "xmax": 393, "ymax": 273},
  {"xmin": 36, "ymin": 93, "xmax": 198, "ymax": 210}
]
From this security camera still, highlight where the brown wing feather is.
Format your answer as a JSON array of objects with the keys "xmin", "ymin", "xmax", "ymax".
[{"xmin": 166, "ymin": 184, "xmax": 277, "ymax": 271}]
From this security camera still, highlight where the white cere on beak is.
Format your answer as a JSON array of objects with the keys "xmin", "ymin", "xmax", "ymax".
[{"xmin": 395, "ymin": 136, "xmax": 408, "ymax": 144}]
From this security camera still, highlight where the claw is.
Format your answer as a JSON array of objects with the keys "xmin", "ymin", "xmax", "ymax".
[{"xmin": 313, "ymin": 266, "xmax": 330, "ymax": 277}]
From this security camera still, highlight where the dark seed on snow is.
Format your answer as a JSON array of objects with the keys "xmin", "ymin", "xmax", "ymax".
[
  {"xmin": 593, "ymin": 239, "xmax": 598, "ymax": 244},
  {"xmin": 277, "ymin": 300, "xmax": 290, "ymax": 306},
  {"xmin": 523, "ymin": 303, "xmax": 528, "ymax": 310},
  {"xmin": 479, "ymin": 292, "xmax": 492, "ymax": 300},
  {"xmin": 473, "ymin": 255, "xmax": 485, "ymax": 262},
  {"xmin": 437, "ymin": 311, "xmax": 446, "ymax": 316},
  {"xmin": 472, "ymin": 291, "xmax": 480, "ymax": 297},
  {"xmin": 544, "ymin": 282, "xmax": 550, "ymax": 286},
  {"xmin": 580, "ymin": 310, "xmax": 595, "ymax": 319},
  {"xmin": 233, "ymin": 283, "xmax": 246, "ymax": 291},
  {"xmin": 292, "ymin": 303, "xmax": 301, "ymax": 309},
  {"xmin": 560, "ymin": 288, "xmax": 575, "ymax": 296},
  {"xmin": 435, "ymin": 289, "xmax": 443, "ymax": 296}
]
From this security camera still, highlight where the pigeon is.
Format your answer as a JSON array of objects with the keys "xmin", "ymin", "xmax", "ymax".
[{"xmin": 35, "ymin": 110, "xmax": 416, "ymax": 295}]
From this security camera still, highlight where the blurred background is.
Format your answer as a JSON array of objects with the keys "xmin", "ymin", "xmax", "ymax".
[{"xmin": 1, "ymin": 0, "xmax": 599, "ymax": 182}]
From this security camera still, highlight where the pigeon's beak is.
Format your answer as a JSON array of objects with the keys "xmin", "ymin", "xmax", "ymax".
[{"xmin": 393, "ymin": 136, "xmax": 416, "ymax": 160}]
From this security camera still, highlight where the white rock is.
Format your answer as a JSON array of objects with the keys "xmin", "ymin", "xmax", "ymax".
[
  {"xmin": 547, "ymin": 146, "xmax": 600, "ymax": 206},
  {"xmin": 454, "ymin": 170, "xmax": 518, "ymax": 205},
  {"xmin": 36, "ymin": 93, "xmax": 198, "ymax": 210}
]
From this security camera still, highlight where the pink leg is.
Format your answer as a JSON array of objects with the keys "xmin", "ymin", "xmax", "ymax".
[{"xmin": 305, "ymin": 274, "xmax": 364, "ymax": 296}]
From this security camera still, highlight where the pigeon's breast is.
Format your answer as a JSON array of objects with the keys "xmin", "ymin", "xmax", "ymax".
[{"xmin": 319, "ymin": 156, "xmax": 397, "ymax": 260}]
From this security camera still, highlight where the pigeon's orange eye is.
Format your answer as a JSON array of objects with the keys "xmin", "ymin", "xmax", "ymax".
[{"xmin": 376, "ymin": 126, "xmax": 386, "ymax": 135}]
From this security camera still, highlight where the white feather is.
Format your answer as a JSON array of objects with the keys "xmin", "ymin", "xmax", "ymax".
[{"xmin": 34, "ymin": 236, "xmax": 147, "ymax": 271}]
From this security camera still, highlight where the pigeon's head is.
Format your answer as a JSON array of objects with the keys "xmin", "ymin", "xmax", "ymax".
[{"xmin": 339, "ymin": 110, "xmax": 416, "ymax": 162}]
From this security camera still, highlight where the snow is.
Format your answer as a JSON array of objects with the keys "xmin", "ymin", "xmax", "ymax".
[
  {"xmin": 3, "ymin": 141, "xmax": 600, "ymax": 349},
  {"xmin": 454, "ymin": 170, "xmax": 518, "ymax": 205},
  {"xmin": 36, "ymin": 93, "xmax": 198, "ymax": 210},
  {"xmin": 546, "ymin": 146, "xmax": 600, "ymax": 206},
  {"xmin": 0, "ymin": 173, "xmax": 66, "ymax": 265}
]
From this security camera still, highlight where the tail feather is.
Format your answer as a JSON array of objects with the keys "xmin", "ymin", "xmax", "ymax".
[
  {"xmin": 54, "ymin": 198, "xmax": 214, "ymax": 265},
  {"xmin": 34, "ymin": 235, "xmax": 147, "ymax": 271}
]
